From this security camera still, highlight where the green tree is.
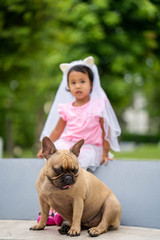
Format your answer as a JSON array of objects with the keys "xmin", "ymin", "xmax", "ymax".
[{"xmin": 0, "ymin": 0, "xmax": 59, "ymax": 154}]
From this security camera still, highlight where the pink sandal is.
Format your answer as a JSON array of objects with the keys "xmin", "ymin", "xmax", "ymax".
[
  {"xmin": 37, "ymin": 210, "xmax": 55, "ymax": 226},
  {"xmin": 54, "ymin": 212, "xmax": 63, "ymax": 226}
]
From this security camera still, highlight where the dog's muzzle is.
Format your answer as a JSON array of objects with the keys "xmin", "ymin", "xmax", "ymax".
[
  {"xmin": 47, "ymin": 173, "xmax": 76, "ymax": 190},
  {"xmin": 63, "ymin": 173, "xmax": 74, "ymax": 184},
  {"xmin": 61, "ymin": 173, "xmax": 75, "ymax": 189}
]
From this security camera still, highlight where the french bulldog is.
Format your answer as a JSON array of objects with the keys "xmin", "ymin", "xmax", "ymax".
[{"xmin": 30, "ymin": 137, "xmax": 121, "ymax": 237}]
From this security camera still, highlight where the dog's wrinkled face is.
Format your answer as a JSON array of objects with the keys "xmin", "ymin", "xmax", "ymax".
[
  {"xmin": 42, "ymin": 137, "xmax": 84, "ymax": 190},
  {"xmin": 46, "ymin": 150, "xmax": 79, "ymax": 190}
]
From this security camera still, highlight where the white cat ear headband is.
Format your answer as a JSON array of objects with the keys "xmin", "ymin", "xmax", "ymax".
[{"xmin": 59, "ymin": 56, "xmax": 94, "ymax": 73}]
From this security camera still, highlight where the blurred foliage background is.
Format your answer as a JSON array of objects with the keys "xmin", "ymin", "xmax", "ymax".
[{"xmin": 0, "ymin": 0, "xmax": 160, "ymax": 158}]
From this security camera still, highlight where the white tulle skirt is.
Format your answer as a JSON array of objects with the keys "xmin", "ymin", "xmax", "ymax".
[{"xmin": 54, "ymin": 138, "xmax": 103, "ymax": 171}]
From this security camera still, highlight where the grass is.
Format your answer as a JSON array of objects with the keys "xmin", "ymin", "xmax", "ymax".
[
  {"xmin": 114, "ymin": 144, "xmax": 160, "ymax": 160},
  {"xmin": 3, "ymin": 149, "xmax": 36, "ymax": 158},
  {"xmin": 3, "ymin": 144, "xmax": 160, "ymax": 160}
]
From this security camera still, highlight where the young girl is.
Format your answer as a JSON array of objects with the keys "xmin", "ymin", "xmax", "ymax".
[
  {"xmin": 37, "ymin": 56, "xmax": 121, "ymax": 225},
  {"xmin": 37, "ymin": 56, "xmax": 121, "ymax": 167}
]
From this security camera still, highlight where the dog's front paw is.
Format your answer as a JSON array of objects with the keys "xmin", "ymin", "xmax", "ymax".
[
  {"xmin": 88, "ymin": 227, "xmax": 101, "ymax": 237},
  {"xmin": 29, "ymin": 224, "xmax": 45, "ymax": 231},
  {"xmin": 67, "ymin": 227, "xmax": 80, "ymax": 237},
  {"xmin": 58, "ymin": 224, "xmax": 70, "ymax": 235}
]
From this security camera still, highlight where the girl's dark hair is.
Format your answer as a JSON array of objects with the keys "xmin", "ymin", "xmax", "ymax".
[{"xmin": 67, "ymin": 65, "xmax": 94, "ymax": 84}]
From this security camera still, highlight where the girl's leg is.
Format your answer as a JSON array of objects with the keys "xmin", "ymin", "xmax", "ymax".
[{"xmin": 78, "ymin": 144, "xmax": 103, "ymax": 171}]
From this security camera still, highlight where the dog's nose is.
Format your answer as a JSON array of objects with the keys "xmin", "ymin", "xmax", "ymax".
[{"xmin": 64, "ymin": 175, "xmax": 73, "ymax": 184}]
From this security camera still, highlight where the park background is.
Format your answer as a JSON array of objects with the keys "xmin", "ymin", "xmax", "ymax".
[{"xmin": 0, "ymin": 0, "xmax": 160, "ymax": 159}]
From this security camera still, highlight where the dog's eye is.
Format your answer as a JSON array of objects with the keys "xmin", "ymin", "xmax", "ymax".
[
  {"xmin": 53, "ymin": 167, "xmax": 63, "ymax": 175},
  {"xmin": 72, "ymin": 168, "xmax": 78, "ymax": 174}
]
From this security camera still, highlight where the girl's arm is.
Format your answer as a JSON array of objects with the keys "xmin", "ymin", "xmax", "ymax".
[
  {"xmin": 37, "ymin": 117, "xmax": 66, "ymax": 158},
  {"xmin": 49, "ymin": 117, "xmax": 66, "ymax": 142},
  {"xmin": 100, "ymin": 118, "xmax": 114, "ymax": 165}
]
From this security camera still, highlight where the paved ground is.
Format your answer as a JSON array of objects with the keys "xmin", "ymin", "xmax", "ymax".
[{"xmin": 0, "ymin": 220, "xmax": 160, "ymax": 240}]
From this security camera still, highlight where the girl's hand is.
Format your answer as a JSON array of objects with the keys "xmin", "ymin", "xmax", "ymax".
[
  {"xmin": 100, "ymin": 153, "xmax": 114, "ymax": 166},
  {"xmin": 37, "ymin": 149, "xmax": 43, "ymax": 159}
]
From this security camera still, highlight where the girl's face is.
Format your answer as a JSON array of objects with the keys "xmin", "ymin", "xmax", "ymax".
[{"xmin": 68, "ymin": 70, "xmax": 92, "ymax": 103}]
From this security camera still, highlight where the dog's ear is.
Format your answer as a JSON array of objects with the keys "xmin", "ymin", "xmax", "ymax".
[
  {"xmin": 70, "ymin": 139, "xmax": 84, "ymax": 157},
  {"xmin": 42, "ymin": 137, "xmax": 57, "ymax": 159}
]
